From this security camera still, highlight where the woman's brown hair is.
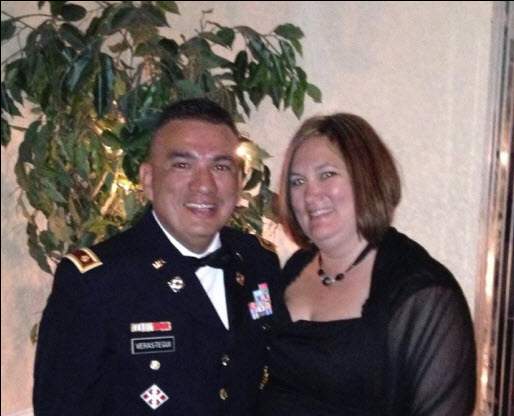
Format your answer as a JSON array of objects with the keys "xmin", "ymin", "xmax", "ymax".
[{"xmin": 279, "ymin": 113, "xmax": 401, "ymax": 248}]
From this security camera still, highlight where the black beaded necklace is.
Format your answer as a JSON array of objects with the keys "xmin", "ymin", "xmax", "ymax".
[{"xmin": 318, "ymin": 243, "xmax": 374, "ymax": 286}]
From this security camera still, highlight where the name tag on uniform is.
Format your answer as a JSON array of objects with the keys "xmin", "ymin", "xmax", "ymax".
[{"xmin": 131, "ymin": 336, "xmax": 175, "ymax": 355}]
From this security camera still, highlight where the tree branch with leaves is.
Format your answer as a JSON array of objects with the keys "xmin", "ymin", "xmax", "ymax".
[{"xmin": 1, "ymin": 1, "xmax": 321, "ymax": 274}]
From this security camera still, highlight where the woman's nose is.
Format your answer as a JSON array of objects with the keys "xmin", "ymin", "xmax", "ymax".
[{"xmin": 304, "ymin": 179, "xmax": 322, "ymax": 201}]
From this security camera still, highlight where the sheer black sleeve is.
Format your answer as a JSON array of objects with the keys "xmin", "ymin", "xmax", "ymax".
[{"xmin": 386, "ymin": 284, "xmax": 476, "ymax": 416}]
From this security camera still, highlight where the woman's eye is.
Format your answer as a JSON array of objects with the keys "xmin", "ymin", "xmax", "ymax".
[
  {"xmin": 289, "ymin": 177, "xmax": 305, "ymax": 187},
  {"xmin": 321, "ymin": 171, "xmax": 337, "ymax": 179}
]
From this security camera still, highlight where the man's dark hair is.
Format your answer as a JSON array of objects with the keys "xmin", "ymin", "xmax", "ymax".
[{"xmin": 154, "ymin": 98, "xmax": 239, "ymax": 137}]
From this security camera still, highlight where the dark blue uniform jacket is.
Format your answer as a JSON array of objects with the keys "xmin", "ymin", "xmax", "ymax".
[{"xmin": 33, "ymin": 210, "xmax": 279, "ymax": 415}]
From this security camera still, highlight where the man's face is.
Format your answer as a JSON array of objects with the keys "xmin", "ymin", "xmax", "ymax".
[{"xmin": 140, "ymin": 119, "xmax": 241, "ymax": 253}]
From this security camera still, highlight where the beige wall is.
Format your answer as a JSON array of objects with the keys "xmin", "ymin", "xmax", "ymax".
[{"xmin": 1, "ymin": 1, "xmax": 494, "ymax": 414}]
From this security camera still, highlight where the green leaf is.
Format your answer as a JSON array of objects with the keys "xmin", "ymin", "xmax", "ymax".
[
  {"xmin": 77, "ymin": 231, "xmax": 96, "ymax": 248},
  {"xmin": 243, "ymin": 169, "xmax": 262, "ymax": 191},
  {"xmin": 175, "ymin": 79, "xmax": 204, "ymax": 98},
  {"xmin": 140, "ymin": 4, "xmax": 169, "ymax": 27},
  {"xmin": 290, "ymin": 38, "xmax": 303, "ymax": 55},
  {"xmin": 27, "ymin": 223, "xmax": 51, "ymax": 273},
  {"xmin": 63, "ymin": 45, "xmax": 96, "ymax": 95},
  {"xmin": 1, "ymin": 117, "xmax": 11, "ymax": 147},
  {"xmin": 1, "ymin": 83, "xmax": 21, "ymax": 116},
  {"xmin": 109, "ymin": 39, "xmax": 130, "ymax": 54},
  {"xmin": 1, "ymin": 19, "xmax": 16, "ymax": 42},
  {"xmin": 123, "ymin": 192, "xmax": 141, "ymax": 220},
  {"xmin": 274, "ymin": 24, "xmax": 304, "ymax": 40},
  {"xmin": 158, "ymin": 38, "xmax": 179, "ymax": 57},
  {"xmin": 49, "ymin": 1, "xmax": 65, "ymax": 17},
  {"xmin": 306, "ymin": 83, "xmax": 322, "ymax": 103},
  {"xmin": 101, "ymin": 130, "xmax": 121, "ymax": 150},
  {"xmin": 30, "ymin": 322, "xmax": 39, "ymax": 345},
  {"xmin": 59, "ymin": 23, "xmax": 85, "ymax": 48},
  {"xmin": 94, "ymin": 54, "xmax": 115, "ymax": 117},
  {"xmin": 216, "ymin": 27, "xmax": 235, "ymax": 47},
  {"xmin": 110, "ymin": 7, "xmax": 137, "ymax": 31},
  {"xmin": 74, "ymin": 140, "xmax": 90, "ymax": 179},
  {"xmin": 157, "ymin": 1, "xmax": 180, "ymax": 14},
  {"xmin": 292, "ymin": 83, "xmax": 305, "ymax": 118},
  {"xmin": 60, "ymin": 4, "xmax": 87, "ymax": 21},
  {"xmin": 40, "ymin": 230, "xmax": 59, "ymax": 251}
]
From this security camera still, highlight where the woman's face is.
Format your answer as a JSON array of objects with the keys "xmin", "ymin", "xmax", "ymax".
[{"xmin": 289, "ymin": 135, "xmax": 358, "ymax": 250}]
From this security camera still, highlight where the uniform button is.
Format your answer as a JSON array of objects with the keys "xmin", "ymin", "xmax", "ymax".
[
  {"xmin": 221, "ymin": 354, "xmax": 230, "ymax": 367},
  {"xmin": 149, "ymin": 360, "xmax": 161, "ymax": 370},
  {"xmin": 266, "ymin": 345, "xmax": 271, "ymax": 351},
  {"xmin": 261, "ymin": 323, "xmax": 270, "ymax": 331},
  {"xmin": 219, "ymin": 388, "xmax": 229, "ymax": 400}
]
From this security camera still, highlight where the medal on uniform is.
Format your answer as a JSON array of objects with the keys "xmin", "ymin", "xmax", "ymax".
[
  {"xmin": 248, "ymin": 282, "xmax": 273, "ymax": 319},
  {"xmin": 167, "ymin": 276, "xmax": 185, "ymax": 293},
  {"xmin": 130, "ymin": 321, "xmax": 172, "ymax": 333}
]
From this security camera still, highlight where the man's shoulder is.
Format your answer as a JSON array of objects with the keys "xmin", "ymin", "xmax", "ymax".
[
  {"xmin": 58, "ymin": 224, "xmax": 143, "ymax": 278},
  {"xmin": 221, "ymin": 227, "xmax": 277, "ymax": 255}
]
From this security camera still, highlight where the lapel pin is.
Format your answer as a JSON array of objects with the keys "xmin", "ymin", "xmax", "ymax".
[
  {"xmin": 236, "ymin": 272, "xmax": 246, "ymax": 287},
  {"xmin": 167, "ymin": 276, "xmax": 185, "ymax": 293},
  {"xmin": 152, "ymin": 259, "xmax": 166, "ymax": 269}
]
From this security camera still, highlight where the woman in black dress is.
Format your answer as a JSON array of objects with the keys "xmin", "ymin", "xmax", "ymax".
[{"xmin": 259, "ymin": 113, "xmax": 476, "ymax": 415}]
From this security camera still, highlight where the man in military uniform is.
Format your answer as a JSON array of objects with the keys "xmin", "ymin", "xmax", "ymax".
[{"xmin": 33, "ymin": 98, "xmax": 279, "ymax": 415}]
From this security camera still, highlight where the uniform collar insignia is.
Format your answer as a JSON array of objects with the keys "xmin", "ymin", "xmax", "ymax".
[{"xmin": 152, "ymin": 259, "xmax": 167, "ymax": 269}]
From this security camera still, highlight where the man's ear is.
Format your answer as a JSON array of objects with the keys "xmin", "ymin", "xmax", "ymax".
[{"xmin": 139, "ymin": 162, "xmax": 154, "ymax": 201}]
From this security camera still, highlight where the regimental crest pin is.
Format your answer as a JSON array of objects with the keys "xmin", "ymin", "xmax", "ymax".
[
  {"xmin": 167, "ymin": 276, "xmax": 185, "ymax": 293},
  {"xmin": 140, "ymin": 384, "xmax": 169, "ymax": 410},
  {"xmin": 235, "ymin": 272, "xmax": 246, "ymax": 287}
]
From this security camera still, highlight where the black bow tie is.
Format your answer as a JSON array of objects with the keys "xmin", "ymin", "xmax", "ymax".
[{"xmin": 184, "ymin": 247, "xmax": 232, "ymax": 271}]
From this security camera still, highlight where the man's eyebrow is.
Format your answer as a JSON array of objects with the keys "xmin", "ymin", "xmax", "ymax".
[
  {"xmin": 168, "ymin": 150, "xmax": 195, "ymax": 159},
  {"xmin": 213, "ymin": 155, "xmax": 236, "ymax": 163},
  {"xmin": 167, "ymin": 151, "xmax": 236, "ymax": 163}
]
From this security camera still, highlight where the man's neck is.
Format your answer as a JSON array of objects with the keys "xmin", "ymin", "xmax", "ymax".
[{"xmin": 151, "ymin": 210, "xmax": 221, "ymax": 257}]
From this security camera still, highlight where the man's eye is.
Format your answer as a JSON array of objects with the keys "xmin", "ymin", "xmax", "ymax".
[
  {"xmin": 214, "ymin": 164, "xmax": 232, "ymax": 172},
  {"xmin": 289, "ymin": 177, "xmax": 305, "ymax": 187},
  {"xmin": 172, "ymin": 161, "xmax": 189, "ymax": 169}
]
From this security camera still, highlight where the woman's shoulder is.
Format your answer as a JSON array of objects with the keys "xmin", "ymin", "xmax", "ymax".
[
  {"xmin": 282, "ymin": 247, "xmax": 317, "ymax": 287},
  {"xmin": 372, "ymin": 227, "xmax": 463, "ymax": 309}
]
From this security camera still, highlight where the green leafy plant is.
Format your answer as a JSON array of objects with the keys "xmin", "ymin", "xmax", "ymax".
[{"xmin": 1, "ymin": 1, "xmax": 322, "ymax": 274}]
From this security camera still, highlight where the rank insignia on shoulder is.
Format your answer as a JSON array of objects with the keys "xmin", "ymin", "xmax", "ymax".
[
  {"xmin": 65, "ymin": 248, "xmax": 103, "ymax": 274},
  {"xmin": 254, "ymin": 234, "xmax": 277, "ymax": 253}
]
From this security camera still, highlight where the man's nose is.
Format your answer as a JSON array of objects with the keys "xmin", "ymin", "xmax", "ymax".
[{"xmin": 189, "ymin": 167, "xmax": 216, "ymax": 193}]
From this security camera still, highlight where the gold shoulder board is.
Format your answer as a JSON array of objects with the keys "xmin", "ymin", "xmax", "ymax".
[
  {"xmin": 65, "ymin": 248, "xmax": 103, "ymax": 274},
  {"xmin": 255, "ymin": 234, "xmax": 277, "ymax": 254}
]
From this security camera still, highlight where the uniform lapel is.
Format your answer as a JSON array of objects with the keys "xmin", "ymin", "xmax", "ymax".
[
  {"xmin": 220, "ymin": 230, "xmax": 250, "ymax": 331},
  {"xmin": 132, "ymin": 210, "xmax": 227, "ymax": 330}
]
